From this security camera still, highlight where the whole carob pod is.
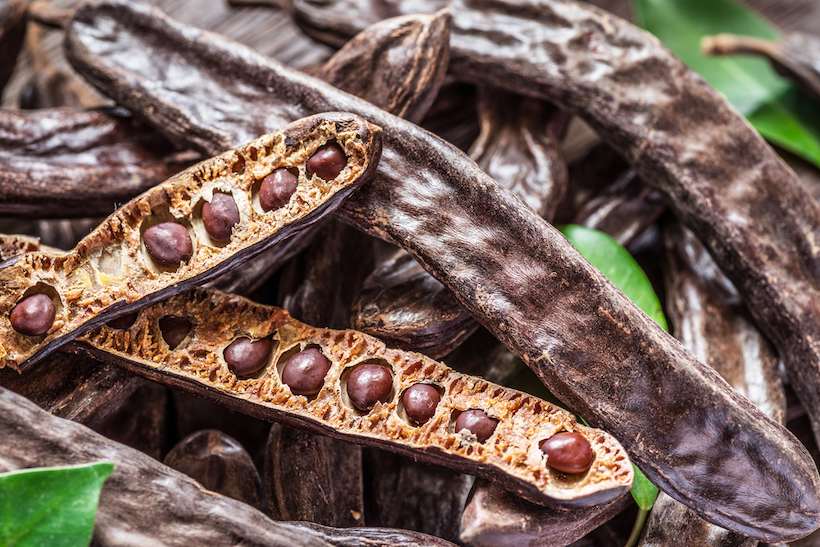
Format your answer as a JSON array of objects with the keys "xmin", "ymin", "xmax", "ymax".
[
  {"xmin": 0, "ymin": 112, "xmax": 381, "ymax": 370},
  {"xmin": 69, "ymin": 286, "xmax": 633, "ymax": 508},
  {"xmin": 63, "ymin": 0, "xmax": 820, "ymax": 539},
  {"xmin": 0, "ymin": 0, "xmax": 26, "ymax": 95}
]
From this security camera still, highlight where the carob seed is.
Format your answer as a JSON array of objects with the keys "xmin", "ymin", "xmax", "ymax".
[
  {"xmin": 455, "ymin": 410, "xmax": 497, "ymax": 443},
  {"xmin": 159, "ymin": 316, "xmax": 192, "ymax": 349},
  {"xmin": 259, "ymin": 168, "xmax": 298, "ymax": 212},
  {"xmin": 202, "ymin": 192, "xmax": 240, "ymax": 242},
  {"xmin": 346, "ymin": 363, "xmax": 392, "ymax": 411},
  {"xmin": 224, "ymin": 338, "xmax": 271, "ymax": 376},
  {"xmin": 306, "ymin": 142, "xmax": 347, "ymax": 181},
  {"xmin": 107, "ymin": 311, "xmax": 138, "ymax": 330},
  {"xmin": 540, "ymin": 432, "xmax": 594, "ymax": 474},
  {"xmin": 281, "ymin": 347, "xmax": 330, "ymax": 395},
  {"xmin": 144, "ymin": 222, "xmax": 193, "ymax": 267},
  {"xmin": 10, "ymin": 293, "xmax": 55, "ymax": 336},
  {"xmin": 402, "ymin": 383, "xmax": 440, "ymax": 424}
]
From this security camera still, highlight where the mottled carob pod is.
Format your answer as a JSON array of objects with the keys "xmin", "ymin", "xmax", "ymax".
[
  {"xmin": 71, "ymin": 286, "xmax": 632, "ymax": 508},
  {"xmin": 703, "ymin": 32, "xmax": 820, "ymax": 103},
  {"xmin": 165, "ymin": 429, "xmax": 262, "ymax": 509},
  {"xmin": 460, "ymin": 478, "xmax": 631, "ymax": 547},
  {"xmin": 0, "ymin": 233, "xmax": 44, "ymax": 260},
  {"xmin": 351, "ymin": 248, "xmax": 476, "ymax": 358},
  {"xmin": 266, "ymin": 424, "xmax": 364, "ymax": 526},
  {"xmin": 63, "ymin": 2, "xmax": 820, "ymax": 538},
  {"xmin": 0, "ymin": 112, "xmax": 381, "ymax": 370},
  {"xmin": 0, "ymin": 385, "xmax": 457, "ymax": 547},
  {"xmin": 636, "ymin": 219, "xmax": 787, "ymax": 547},
  {"xmin": 0, "ymin": 0, "xmax": 26, "ymax": 95},
  {"xmin": 0, "ymin": 107, "xmax": 199, "ymax": 217}
]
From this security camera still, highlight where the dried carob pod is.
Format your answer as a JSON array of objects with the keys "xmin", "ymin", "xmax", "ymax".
[
  {"xmin": 266, "ymin": 423, "xmax": 364, "ymax": 526},
  {"xmin": 165, "ymin": 429, "xmax": 263, "ymax": 509},
  {"xmin": 0, "ymin": 107, "xmax": 199, "ymax": 218},
  {"xmin": 69, "ymin": 286, "xmax": 633, "ymax": 508},
  {"xmin": 556, "ymin": 142, "xmax": 630, "ymax": 225},
  {"xmin": 0, "ymin": 385, "xmax": 460, "ymax": 547},
  {"xmin": 635, "ymin": 219, "xmax": 787, "ymax": 547},
  {"xmin": 0, "ymin": 112, "xmax": 381, "ymax": 370},
  {"xmin": 63, "ymin": 2, "xmax": 820, "ymax": 539},
  {"xmin": 419, "ymin": 79, "xmax": 479, "ymax": 152},
  {"xmin": 703, "ymin": 31, "xmax": 820, "ymax": 103},
  {"xmin": 0, "ymin": 233, "xmax": 46, "ymax": 260},
  {"xmin": 0, "ymin": 0, "xmax": 26, "ymax": 96}
]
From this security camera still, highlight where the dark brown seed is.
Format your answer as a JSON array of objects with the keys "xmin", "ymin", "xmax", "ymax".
[
  {"xmin": 224, "ymin": 338, "xmax": 271, "ymax": 377},
  {"xmin": 540, "ymin": 432, "xmax": 594, "ymax": 474},
  {"xmin": 259, "ymin": 168, "xmax": 298, "ymax": 212},
  {"xmin": 10, "ymin": 293, "xmax": 55, "ymax": 336},
  {"xmin": 158, "ymin": 316, "xmax": 191, "ymax": 350},
  {"xmin": 346, "ymin": 363, "xmax": 392, "ymax": 411},
  {"xmin": 402, "ymin": 383, "xmax": 440, "ymax": 424},
  {"xmin": 306, "ymin": 142, "xmax": 346, "ymax": 181},
  {"xmin": 455, "ymin": 410, "xmax": 497, "ymax": 443},
  {"xmin": 107, "ymin": 311, "xmax": 138, "ymax": 330},
  {"xmin": 143, "ymin": 222, "xmax": 193, "ymax": 267},
  {"xmin": 281, "ymin": 348, "xmax": 330, "ymax": 395},
  {"xmin": 202, "ymin": 192, "xmax": 240, "ymax": 242}
]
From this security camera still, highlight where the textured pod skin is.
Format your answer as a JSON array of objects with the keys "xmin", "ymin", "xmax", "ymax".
[
  {"xmin": 0, "ymin": 112, "xmax": 381, "ymax": 370},
  {"xmin": 0, "ymin": 0, "xmax": 26, "ymax": 95},
  {"xmin": 0, "ymin": 385, "xmax": 447, "ymax": 547},
  {"xmin": 266, "ymin": 424, "xmax": 365, "ymax": 526},
  {"xmin": 0, "ymin": 107, "xmax": 199, "ymax": 218},
  {"xmin": 64, "ymin": 1, "xmax": 820, "ymax": 538},
  {"xmin": 72, "ymin": 286, "xmax": 633, "ymax": 508}
]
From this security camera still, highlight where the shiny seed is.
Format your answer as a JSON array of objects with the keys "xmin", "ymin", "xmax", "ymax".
[
  {"xmin": 540, "ymin": 431, "xmax": 594, "ymax": 474},
  {"xmin": 202, "ymin": 193, "xmax": 240, "ymax": 242},
  {"xmin": 281, "ymin": 348, "xmax": 331, "ymax": 395},
  {"xmin": 144, "ymin": 222, "xmax": 193, "ymax": 267},
  {"xmin": 224, "ymin": 338, "xmax": 271, "ymax": 376},
  {"xmin": 403, "ymin": 383, "xmax": 440, "ymax": 424},
  {"xmin": 159, "ymin": 316, "xmax": 192, "ymax": 349},
  {"xmin": 10, "ymin": 293, "xmax": 55, "ymax": 336},
  {"xmin": 455, "ymin": 409, "xmax": 497, "ymax": 443},
  {"xmin": 259, "ymin": 168, "xmax": 298, "ymax": 212},
  {"xmin": 306, "ymin": 142, "xmax": 347, "ymax": 181},
  {"xmin": 346, "ymin": 363, "xmax": 392, "ymax": 411}
]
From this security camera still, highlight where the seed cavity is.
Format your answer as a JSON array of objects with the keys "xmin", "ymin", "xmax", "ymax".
[
  {"xmin": 400, "ymin": 383, "xmax": 441, "ymax": 425},
  {"xmin": 107, "ymin": 311, "xmax": 138, "ymax": 330},
  {"xmin": 224, "ymin": 337, "xmax": 272, "ymax": 377},
  {"xmin": 10, "ymin": 293, "xmax": 56, "ymax": 336},
  {"xmin": 452, "ymin": 409, "xmax": 498, "ymax": 443},
  {"xmin": 342, "ymin": 360, "xmax": 394, "ymax": 412},
  {"xmin": 159, "ymin": 315, "xmax": 192, "ymax": 349}
]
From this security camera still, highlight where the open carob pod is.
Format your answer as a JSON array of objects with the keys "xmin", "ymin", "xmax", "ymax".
[
  {"xmin": 69, "ymin": 286, "xmax": 633, "ymax": 509},
  {"xmin": 0, "ymin": 112, "xmax": 381, "ymax": 371},
  {"xmin": 703, "ymin": 31, "xmax": 820, "ymax": 103}
]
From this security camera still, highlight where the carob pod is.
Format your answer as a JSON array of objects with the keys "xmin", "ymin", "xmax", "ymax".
[
  {"xmin": 460, "ymin": 478, "xmax": 632, "ymax": 547},
  {"xmin": 419, "ymin": 79, "xmax": 479, "ymax": 152},
  {"xmin": 0, "ymin": 112, "xmax": 381, "ymax": 370},
  {"xmin": 164, "ymin": 429, "xmax": 263, "ymax": 509},
  {"xmin": 703, "ymin": 32, "xmax": 820, "ymax": 103},
  {"xmin": 0, "ymin": 0, "xmax": 26, "ymax": 96},
  {"xmin": 0, "ymin": 107, "xmax": 199, "ymax": 217},
  {"xmin": 0, "ymin": 385, "xmax": 457, "ymax": 547},
  {"xmin": 635, "ymin": 219, "xmax": 787, "ymax": 547},
  {"xmin": 63, "ymin": 2, "xmax": 820, "ymax": 538},
  {"xmin": 69, "ymin": 286, "xmax": 633, "ymax": 508},
  {"xmin": 266, "ymin": 423, "xmax": 364, "ymax": 526}
]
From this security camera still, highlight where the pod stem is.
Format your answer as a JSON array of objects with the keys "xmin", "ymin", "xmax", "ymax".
[
  {"xmin": 624, "ymin": 508, "xmax": 650, "ymax": 547},
  {"xmin": 701, "ymin": 33, "xmax": 780, "ymax": 59}
]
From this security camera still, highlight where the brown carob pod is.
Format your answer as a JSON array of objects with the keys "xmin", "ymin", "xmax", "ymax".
[
  {"xmin": 266, "ymin": 424, "xmax": 365, "ymax": 526},
  {"xmin": 164, "ymin": 429, "xmax": 262, "ymax": 509},
  {"xmin": 70, "ymin": 286, "xmax": 632, "ymax": 508},
  {"xmin": 0, "ymin": 112, "xmax": 381, "ymax": 370},
  {"xmin": 0, "ymin": 233, "xmax": 44, "ymax": 260},
  {"xmin": 0, "ymin": 385, "xmax": 459, "ymax": 547},
  {"xmin": 418, "ymin": 80, "xmax": 479, "ymax": 152},
  {"xmin": 0, "ymin": 0, "xmax": 26, "ymax": 96},
  {"xmin": 635, "ymin": 219, "xmax": 787, "ymax": 547},
  {"xmin": 460, "ymin": 478, "xmax": 632, "ymax": 547},
  {"xmin": 63, "ymin": 2, "xmax": 820, "ymax": 538},
  {"xmin": 703, "ymin": 32, "xmax": 820, "ymax": 103},
  {"xmin": 0, "ymin": 107, "xmax": 199, "ymax": 218}
]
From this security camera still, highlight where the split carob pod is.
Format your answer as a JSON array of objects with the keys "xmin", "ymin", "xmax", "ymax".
[
  {"xmin": 62, "ymin": 1, "xmax": 820, "ymax": 539},
  {"xmin": 460, "ymin": 478, "xmax": 632, "ymax": 547},
  {"xmin": 703, "ymin": 31, "xmax": 820, "ymax": 103},
  {"xmin": 0, "ymin": 0, "xmax": 26, "ymax": 96},
  {"xmin": 635, "ymin": 219, "xmax": 787, "ymax": 547},
  {"xmin": 69, "ymin": 286, "xmax": 633, "ymax": 509},
  {"xmin": 0, "ymin": 106, "xmax": 199, "ymax": 218},
  {"xmin": 0, "ymin": 385, "xmax": 458, "ymax": 547},
  {"xmin": 266, "ymin": 423, "xmax": 365, "ymax": 526},
  {"xmin": 0, "ymin": 111, "xmax": 381, "ymax": 370},
  {"xmin": 164, "ymin": 429, "xmax": 263, "ymax": 510}
]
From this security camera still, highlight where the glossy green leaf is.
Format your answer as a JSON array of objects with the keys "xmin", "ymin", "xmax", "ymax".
[
  {"xmin": 558, "ymin": 224, "xmax": 667, "ymax": 331},
  {"xmin": 0, "ymin": 462, "xmax": 115, "ymax": 547},
  {"xmin": 631, "ymin": 464, "xmax": 660, "ymax": 510},
  {"xmin": 633, "ymin": 0, "xmax": 820, "ymax": 168}
]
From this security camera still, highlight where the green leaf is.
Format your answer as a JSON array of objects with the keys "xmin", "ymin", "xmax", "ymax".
[
  {"xmin": 558, "ymin": 224, "xmax": 667, "ymax": 331},
  {"xmin": 633, "ymin": 0, "xmax": 820, "ymax": 169},
  {"xmin": 631, "ymin": 464, "xmax": 660, "ymax": 510},
  {"xmin": 0, "ymin": 462, "xmax": 115, "ymax": 547}
]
